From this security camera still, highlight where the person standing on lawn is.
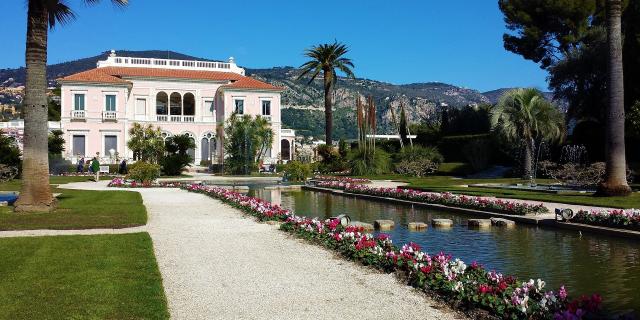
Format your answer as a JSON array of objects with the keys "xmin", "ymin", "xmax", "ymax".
[{"xmin": 91, "ymin": 153, "xmax": 100, "ymax": 182}]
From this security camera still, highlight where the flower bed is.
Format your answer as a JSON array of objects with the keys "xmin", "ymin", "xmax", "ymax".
[
  {"xmin": 313, "ymin": 175, "xmax": 371, "ymax": 184},
  {"xmin": 107, "ymin": 179, "xmax": 605, "ymax": 318},
  {"xmin": 573, "ymin": 209, "xmax": 640, "ymax": 231},
  {"xmin": 317, "ymin": 181, "xmax": 548, "ymax": 216},
  {"xmin": 107, "ymin": 178, "xmax": 182, "ymax": 188}
]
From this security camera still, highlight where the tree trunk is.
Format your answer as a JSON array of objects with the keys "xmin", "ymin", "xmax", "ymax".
[
  {"xmin": 598, "ymin": 0, "xmax": 632, "ymax": 196},
  {"xmin": 323, "ymin": 69, "xmax": 333, "ymax": 145},
  {"xmin": 522, "ymin": 139, "xmax": 533, "ymax": 182},
  {"xmin": 14, "ymin": 2, "xmax": 56, "ymax": 212}
]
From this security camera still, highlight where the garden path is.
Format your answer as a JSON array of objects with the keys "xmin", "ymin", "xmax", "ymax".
[{"xmin": 54, "ymin": 181, "xmax": 460, "ymax": 320}]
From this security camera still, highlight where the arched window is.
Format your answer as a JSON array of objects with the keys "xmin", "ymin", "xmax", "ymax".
[
  {"xmin": 183, "ymin": 93, "xmax": 195, "ymax": 116},
  {"xmin": 161, "ymin": 131, "xmax": 172, "ymax": 141},
  {"xmin": 156, "ymin": 92, "xmax": 168, "ymax": 115},
  {"xmin": 170, "ymin": 92, "xmax": 182, "ymax": 115},
  {"xmin": 201, "ymin": 132, "xmax": 216, "ymax": 162},
  {"xmin": 281, "ymin": 139, "xmax": 291, "ymax": 161},
  {"xmin": 181, "ymin": 132, "xmax": 196, "ymax": 162}
]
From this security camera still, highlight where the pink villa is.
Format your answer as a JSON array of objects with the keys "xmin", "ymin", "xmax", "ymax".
[{"xmin": 58, "ymin": 50, "xmax": 295, "ymax": 165}]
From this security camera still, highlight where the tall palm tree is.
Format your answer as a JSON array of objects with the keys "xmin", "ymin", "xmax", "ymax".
[
  {"xmin": 15, "ymin": 0, "xmax": 128, "ymax": 212},
  {"xmin": 599, "ymin": 0, "xmax": 632, "ymax": 196},
  {"xmin": 491, "ymin": 88, "xmax": 565, "ymax": 181},
  {"xmin": 297, "ymin": 41, "xmax": 355, "ymax": 145}
]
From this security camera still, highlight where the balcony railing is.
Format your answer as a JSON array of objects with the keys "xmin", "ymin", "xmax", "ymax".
[
  {"xmin": 102, "ymin": 110, "xmax": 117, "ymax": 121},
  {"xmin": 71, "ymin": 110, "xmax": 86, "ymax": 120},
  {"xmin": 261, "ymin": 115, "xmax": 272, "ymax": 122},
  {"xmin": 156, "ymin": 115, "xmax": 195, "ymax": 122}
]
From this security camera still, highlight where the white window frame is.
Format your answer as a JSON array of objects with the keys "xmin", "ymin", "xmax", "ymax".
[
  {"xmin": 100, "ymin": 130, "xmax": 121, "ymax": 157},
  {"xmin": 202, "ymin": 98, "xmax": 215, "ymax": 117},
  {"xmin": 104, "ymin": 93, "xmax": 117, "ymax": 112},
  {"xmin": 260, "ymin": 99, "xmax": 272, "ymax": 116},
  {"xmin": 73, "ymin": 93, "xmax": 86, "ymax": 111},
  {"xmin": 135, "ymin": 97, "xmax": 147, "ymax": 116},
  {"xmin": 233, "ymin": 97, "xmax": 245, "ymax": 115}
]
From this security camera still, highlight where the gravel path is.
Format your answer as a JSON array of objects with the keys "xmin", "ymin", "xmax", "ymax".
[
  {"xmin": 141, "ymin": 188, "xmax": 458, "ymax": 320},
  {"xmin": 55, "ymin": 181, "xmax": 460, "ymax": 319}
]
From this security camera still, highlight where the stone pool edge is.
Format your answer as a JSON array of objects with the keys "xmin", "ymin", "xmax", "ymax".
[{"xmin": 303, "ymin": 186, "xmax": 640, "ymax": 241}]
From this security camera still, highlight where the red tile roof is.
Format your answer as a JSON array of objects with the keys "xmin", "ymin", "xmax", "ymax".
[{"xmin": 58, "ymin": 67, "xmax": 283, "ymax": 91}]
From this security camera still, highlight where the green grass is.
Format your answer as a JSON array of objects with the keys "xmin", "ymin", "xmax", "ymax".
[
  {"xmin": 352, "ymin": 174, "xmax": 640, "ymax": 209},
  {"xmin": 0, "ymin": 178, "xmax": 146, "ymax": 231},
  {"xmin": 0, "ymin": 233, "xmax": 168, "ymax": 319}
]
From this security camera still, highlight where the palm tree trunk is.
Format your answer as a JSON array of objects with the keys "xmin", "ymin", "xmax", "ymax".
[
  {"xmin": 599, "ymin": 0, "xmax": 632, "ymax": 196},
  {"xmin": 15, "ymin": 2, "xmax": 55, "ymax": 212},
  {"xmin": 323, "ymin": 69, "xmax": 333, "ymax": 145},
  {"xmin": 523, "ymin": 139, "xmax": 533, "ymax": 182}
]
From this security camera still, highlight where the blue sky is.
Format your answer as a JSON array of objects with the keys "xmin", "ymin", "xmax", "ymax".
[{"xmin": 0, "ymin": 0, "xmax": 548, "ymax": 92}]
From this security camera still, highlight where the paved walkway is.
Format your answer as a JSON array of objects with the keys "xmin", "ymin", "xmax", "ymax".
[{"xmin": 17, "ymin": 181, "xmax": 458, "ymax": 320}]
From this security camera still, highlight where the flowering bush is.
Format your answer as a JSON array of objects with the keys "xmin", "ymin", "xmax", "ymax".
[
  {"xmin": 107, "ymin": 178, "xmax": 182, "ymax": 188},
  {"xmin": 573, "ymin": 208, "xmax": 640, "ymax": 231},
  {"xmin": 318, "ymin": 181, "xmax": 548, "ymax": 215},
  {"xmin": 313, "ymin": 175, "xmax": 371, "ymax": 184}
]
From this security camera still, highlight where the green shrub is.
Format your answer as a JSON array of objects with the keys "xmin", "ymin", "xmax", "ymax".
[
  {"xmin": 126, "ymin": 161, "xmax": 161, "ymax": 182},
  {"xmin": 348, "ymin": 148, "xmax": 391, "ymax": 176},
  {"xmin": 161, "ymin": 154, "xmax": 191, "ymax": 176},
  {"xmin": 317, "ymin": 144, "xmax": 348, "ymax": 173},
  {"xmin": 275, "ymin": 163, "xmax": 286, "ymax": 173},
  {"xmin": 49, "ymin": 155, "xmax": 72, "ymax": 175},
  {"xmin": 394, "ymin": 146, "xmax": 444, "ymax": 163},
  {"xmin": 438, "ymin": 134, "xmax": 492, "ymax": 162},
  {"xmin": 462, "ymin": 139, "xmax": 492, "ymax": 172},
  {"xmin": 200, "ymin": 160, "xmax": 212, "ymax": 167},
  {"xmin": 284, "ymin": 161, "xmax": 312, "ymax": 181}
]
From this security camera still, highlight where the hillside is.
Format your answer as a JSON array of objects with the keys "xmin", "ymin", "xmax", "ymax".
[{"xmin": 0, "ymin": 50, "xmax": 553, "ymax": 138}]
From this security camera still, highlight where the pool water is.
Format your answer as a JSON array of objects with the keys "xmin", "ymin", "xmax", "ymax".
[
  {"xmin": 0, "ymin": 193, "xmax": 18, "ymax": 205},
  {"xmin": 249, "ymin": 188, "xmax": 640, "ymax": 313}
]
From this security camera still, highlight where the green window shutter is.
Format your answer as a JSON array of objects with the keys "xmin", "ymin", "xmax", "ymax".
[
  {"xmin": 74, "ymin": 94, "xmax": 85, "ymax": 110},
  {"xmin": 105, "ymin": 95, "xmax": 116, "ymax": 111}
]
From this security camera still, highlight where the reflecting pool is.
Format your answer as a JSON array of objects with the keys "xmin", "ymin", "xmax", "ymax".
[{"xmin": 249, "ymin": 188, "xmax": 640, "ymax": 312}]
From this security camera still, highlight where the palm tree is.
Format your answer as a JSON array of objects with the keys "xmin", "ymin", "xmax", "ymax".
[
  {"xmin": 297, "ymin": 41, "xmax": 355, "ymax": 145},
  {"xmin": 491, "ymin": 88, "xmax": 565, "ymax": 181},
  {"xmin": 599, "ymin": 0, "xmax": 632, "ymax": 196},
  {"xmin": 15, "ymin": 0, "xmax": 127, "ymax": 212}
]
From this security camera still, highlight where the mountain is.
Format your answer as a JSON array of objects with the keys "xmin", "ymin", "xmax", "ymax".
[{"xmin": 0, "ymin": 50, "xmax": 554, "ymax": 138}]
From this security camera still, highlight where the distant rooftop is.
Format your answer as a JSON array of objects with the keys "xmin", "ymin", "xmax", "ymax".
[{"xmin": 96, "ymin": 50, "xmax": 245, "ymax": 76}]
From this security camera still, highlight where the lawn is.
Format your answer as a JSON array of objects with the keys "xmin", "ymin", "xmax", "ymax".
[
  {"xmin": 354, "ymin": 174, "xmax": 640, "ymax": 209},
  {"xmin": 0, "ymin": 233, "xmax": 168, "ymax": 319},
  {"xmin": 0, "ymin": 177, "xmax": 146, "ymax": 230}
]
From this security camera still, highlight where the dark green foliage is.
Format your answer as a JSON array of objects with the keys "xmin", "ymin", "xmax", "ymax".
[
  {"xmin": 439, "ymin": 105, "xmax": 491, "ymax": 136},
  {"xmin": 348, "ymin": 148, "xmax": 391, "ymax": 176},
  {"xmin": 160, "ymin": 134, "xmax": 195, "ymax": 176},
  {"xmin": 438, "ymin": 134, "xmax": 493, "ymax": 162},
  {"xmin": 338, "ymin": 139, "xmax": 349, "ymax": 158},
  {"xmin": 283, "ymin": 161, "xmax": 312, "ymax": 181},
  {"xmin": 394, "ymin": 145, "xmax": 444, "ymax": 164},
  {"xmin": 0, "ymin": 131, "xmax": 21, "ymax": 170},
  {"xmin": 47, "ymin": 129, "xmax": 65, "ymax": 155},
  {"xmin": 316, "ymin": 144, "xmax": 348, "ymax": 173},
  {"xmin": 500, "ymin": 1, "xmax": 640, "ymax": 161},
  {"xmin": 281, "ymin": 108, "xmax": 357, "ymax": 139},
  {"xmin": 224, "ymin": 115, "xmax": 274, "ymax": 175},
  {"xmin": 412, "ymin": 123, "xmax": 442, "ymax": 147},
  {"xmin": 462, "ymin": 139, "xmax": 493, "ymax": 172}
]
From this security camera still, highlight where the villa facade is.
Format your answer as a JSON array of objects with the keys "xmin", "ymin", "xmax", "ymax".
[{"xmin": 58, "ymin": 51, "xmax": 295, "ymax": 165}]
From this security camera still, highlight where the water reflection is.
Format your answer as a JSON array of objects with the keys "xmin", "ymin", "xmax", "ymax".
[{"xmin": 249, "ymin": 188, "xmax": 640, "ymax": 312}]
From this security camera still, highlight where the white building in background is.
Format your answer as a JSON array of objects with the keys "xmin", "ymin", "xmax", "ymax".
[{"xmin": 56, "ymin": 50, "xmax": 295, "ymax": 164}]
